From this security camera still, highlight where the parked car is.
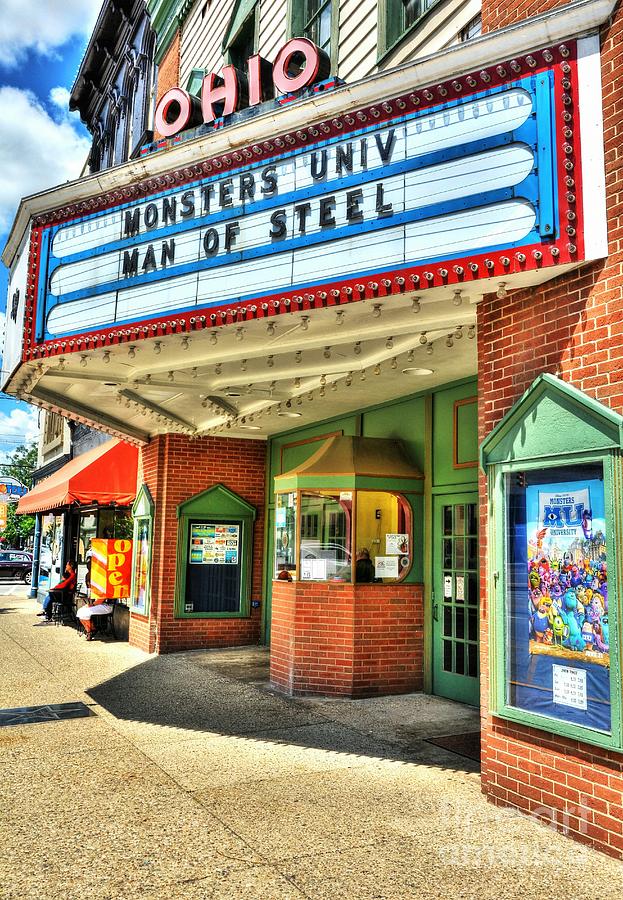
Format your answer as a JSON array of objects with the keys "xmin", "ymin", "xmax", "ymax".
[{"xmin": 0, "ymin": 550, "xmax": 33, "ymax": 583}]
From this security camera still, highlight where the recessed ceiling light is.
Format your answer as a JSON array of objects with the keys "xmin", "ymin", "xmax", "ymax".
[
  {"xmin": 278, "ymin": 411, "xmax": 303, "ymax": 418},
  {"xmin": 401, "ymin": 367, "xmax": 434, "ymax": 376}
]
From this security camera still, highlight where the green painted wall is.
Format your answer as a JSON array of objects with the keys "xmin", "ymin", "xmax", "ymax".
[{"xmin": 263, "ymin": 378, "xmax": 479, "ymax": 641}]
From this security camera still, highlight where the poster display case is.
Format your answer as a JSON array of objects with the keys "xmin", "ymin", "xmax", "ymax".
[{"xmin": 481, "ymin": 375, "xmax": 623, "ymax": 750}]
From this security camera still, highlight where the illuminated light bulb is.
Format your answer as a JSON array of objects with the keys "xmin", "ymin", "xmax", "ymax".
[
  {"xmin": 336, "ymin": 310, "xmax": 345, "ymax": 325},
  {"xmin": 80, "ymin": 355, "xmax": 88, "ymax": 368},
  {"xmin": 201, "ymin": 397, "xmax": 209, "ymax": 408},
  {"xmin": 128, "ymin": 345, "xmax": 137, "ymax": 359},
  {"xmin": 385, "ymin": 336, "xmax": 393, "ymax": 349},
  {"xmin": 391, "ymin": 357, "xmax": 398, "ymax": 369},
  {"xmin": 320, "ymin": 374, "xmax": 327, "ymax": 385},
  {"xmin": 412, "ymin": 298, "xmax": 421, "ymax": 313},
  {"xmin": 468, "ymin": 325, "xmax": 476, "ymax": 340},
  {"xmin": 145, "ymin": 374, "xmax": 152, "ymax": 384},
  {"xmin": 353, "ymin": 341, "xmax": 362, "ymax": 355},
  {"xmin": 419, "ymin": 332, "xmax": 427, "ymax": 345},
  {"xmin": 300, "ymin": 316, "xmax": 310, "ymax": 331},
  {"xmin": 452, "ymin": 290, "xmax": 462, "ymax": 307},
  {"xmin": 266, "ymin": 322, "xmax": 276, "ymax": 336},
  {"xmin": 454, "ymin": 326, "xmax": 464, "ymax": 340},
  {"xmin": 295, "ymin": 351, "xmax": 302, "ymax": 364},
  {"xmin": 319, "ymin": 386, "xmax": 325, "ymax": 397},
  {"xmin": 215, "ymin": 363, "xmax": 222, "ymax": 375},
  {"xmin": 181, "ymin": 336, "xmax": 190, "ymax": 350},
  {"xmin": 374, "ymin": 363, "xmax": 381, "ymax": 376},
  {"xmin": 345, "ymin": 372, "xmax": 353, "ymax": 386},
  {"xmin": 153, "ymin": 341, "xmax": 162, "ymax": 354},
  {"xmin": 407, "ymin": 349, "xmax": 415, "ymax": 363},
  {"xmin": 307, "ymin": 392, "xmax": 314, "ymax": 401},
  {"xmin": 236, "ymin": 328, "xmax": 244, "ymax": 342},
  {"xmin": 168, "ymin": 370, "xmax": 175, "ymax": 382},
  {"xmin": 446, "ymin": 335, "xmax": 454, "ymax": 348},
  {"xmin": 267, "ymin": 355, "xmax": 274, "ymax": 368},
  {"xmin": 210, "ymin": 331, "xmax": 218, "ymax": 345},
  {"xmin": 296, "ymin": 396, "xmax": 303, "ymax": 406},
  {"xmin": 426, "ymin": 343, "xmax": 434, "ymax": 356},
  {"xmin": 294, "ymin": 377, "xmax": 301, "ymax": 389},
  {"xmin": 360, "ymin": 369, "xmax": 366, "ymax": 381},
  {"xmin": 331, "ymin": 381, "xmax": 338, "ymax": 391},
  {"xmin": 496, "ymin": 283, "xmax": 508, "ymax": 299},
  {"xmin": 323, "ymin": 347, "xmax": 331, "ymax": 359},
  {"xmin": 372, "ymin": 304, "xmax": 382, "ymax": 318}
]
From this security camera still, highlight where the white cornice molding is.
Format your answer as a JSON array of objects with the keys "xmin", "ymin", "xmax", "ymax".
[{"xmin": 2, "ymin": 0, "xmax": 616, "ymax": 266}]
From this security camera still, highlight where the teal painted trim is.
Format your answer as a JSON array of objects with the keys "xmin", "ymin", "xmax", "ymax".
[
  {"xmin": 270, "ymin": 376, "xmax": 477, "ymax": 443},
  {"xmin": 481, "ymin": 373, "xmax": 623, "ymax": 470},
  {"xmin": 489, "ymin": 449, "xmax": 623, "ymax": 752},
  {"xmin": 287, "ymin": 0, "xmax": 340, "ymax": 72},
  {"xmin": 274, "ymin": 475, "xmax": 424, "ymax": 492},
  {"xmin": 176, "ymin": 483, "xmax": 257, "ymax": 520},
  {"xmin": 148, "ymin": 0, "xmax": 195, "ymax": 65},
  {"xmin": 423, "ymin": 394, "xmax": 433, "ymax": 694},
  {"xmin": 222, "ymin": 0, "xmax": 258, "ymax": 53},
  {"xmin": 132, "ymin": 483, "xmax": 154, "ymax": 519}
]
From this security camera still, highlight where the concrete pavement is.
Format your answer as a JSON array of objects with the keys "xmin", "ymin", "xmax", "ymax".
[{"xmin": 0, "ymin": 588, "xmax": 622, "ymax": 899}]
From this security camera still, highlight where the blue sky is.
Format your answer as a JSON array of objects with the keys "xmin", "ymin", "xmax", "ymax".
[{"xmin": 0, "ymin": 0, "xmax": 103, "ymax": 460}]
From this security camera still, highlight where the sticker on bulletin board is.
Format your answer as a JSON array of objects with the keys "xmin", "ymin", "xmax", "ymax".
[
  {"xmin": 189, "ymin": 523, "xmax": 240, "ymax": 565},
  {"xmin": 552, "ymin": 665, "xmax": 587, "ymax": 710},
  {"xmin": 375, "ymin": 556, "xmax": 399, "ymax": 578},
  {"xmin": 386, "ymin": 533, "xmax": 409, "ymax": 554},
  {"xmin": 455, "ymin": 575, "xmax": 465, "ymax": 602},
  {"xmin": 443, "ymin": 575, "xmax": 453, "ymax": 598},
  {"xmin": 185, "ymin": 602, "xmax": 194, "ymax": 613}
]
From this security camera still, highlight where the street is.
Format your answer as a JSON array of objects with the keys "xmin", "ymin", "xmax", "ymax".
[{"xmin": 1, "ymin": 589, "xmax": 622, "ymax": 899}]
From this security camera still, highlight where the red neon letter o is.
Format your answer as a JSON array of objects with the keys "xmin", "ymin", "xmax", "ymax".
[
  {"xmin": 272, "ymin": 38, "xmax": 330, "ymax": 95},
  {"xmin": 154, "ymin": 88, "xmax": 196, "ymax": 138}
]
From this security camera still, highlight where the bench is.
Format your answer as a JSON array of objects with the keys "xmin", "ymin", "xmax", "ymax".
[{"xmin": 50, "ymin": 589, "xmax": 77, "ymax": 626}]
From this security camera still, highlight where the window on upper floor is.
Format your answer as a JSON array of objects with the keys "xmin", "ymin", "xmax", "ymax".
[
  {"xmin": 461, "ymin": 14, "xmax": 482, "ymax": 41},
  {"xmin": 290, "ymin": 0, "xmax": 337, "ymax": 70},
  {"xmin": 380, "ymin": 0, "xmax": 439, "ymax": 55},
  {"xmin": 223, "ymin": 0, "xmax": 258, "ymax": 70}
]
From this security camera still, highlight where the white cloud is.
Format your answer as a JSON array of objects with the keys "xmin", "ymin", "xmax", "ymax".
[
  {"xmin": 0, "ymin": 406, "xmax": 39, "ymax": 464},
  {"xmin": 0, "ymin": 0, "xmax": 103, "ymax": 68},
  {"xmin": 0, "ymin": 86, "xmax": 90, "ymax": 232},
  {"xmin": 49, "ymin": 86, "xmax": 72, "ymax": 112}
]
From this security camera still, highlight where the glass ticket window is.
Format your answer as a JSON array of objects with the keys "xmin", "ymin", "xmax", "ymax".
[
  {"xmin": 274, "ymin": 489, "xmax": 412, "ymax": 583},
  {"xmin": 275, "ymin": 492, "xmax": 297, "ymax": 579}
]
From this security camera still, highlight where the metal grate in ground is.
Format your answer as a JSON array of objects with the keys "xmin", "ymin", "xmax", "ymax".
[{"xmin": 0, "ymin": 702, "xmax": 95, "ymax": 727}]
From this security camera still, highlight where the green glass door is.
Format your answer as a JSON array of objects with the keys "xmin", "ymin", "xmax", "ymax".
[{"xmin": 432, "ymin": 493, "xmax": 480, "ymax": 706}]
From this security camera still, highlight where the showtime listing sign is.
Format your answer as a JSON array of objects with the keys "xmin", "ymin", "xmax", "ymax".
[{"xmin": 27, "ymin": 43, "xmax": 582, "ymax": 352}]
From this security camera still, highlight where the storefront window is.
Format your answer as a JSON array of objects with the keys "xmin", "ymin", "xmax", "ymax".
[
  {"xmin": 506, "ymin": 463, "xmax": 610, "ymax": 733},
  {"xmin": 275, "ymin": 492, "xmax": 297, "ymax": 579},
  {"xmin": 78, "ymin": 513, "xmax": 97, "ymax": 565},
  {"xmin": 39, "ymin": 513, "xmax": 64, "ymax": 592},
  {"xmin": 274, "ymin": 489, "xmax": 412, "ymax": 582}
]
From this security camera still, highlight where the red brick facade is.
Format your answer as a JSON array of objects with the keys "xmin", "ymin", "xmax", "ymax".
[
  {"xmin": 153, "ymin": 31, "xmax": 181, "ymax": 137},
  {"xmin": 270, "ymin": 580, "xmax": 424, "ymax": 697},
  {"xmin": 128, "ymin": 434, "xmax": 266, "ymax": 654},
  {"xmin": 478, "ymin": 0, "xmax": 623, "ymax": 860}
]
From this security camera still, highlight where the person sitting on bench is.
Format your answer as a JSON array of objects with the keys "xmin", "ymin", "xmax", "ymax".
[
  {"xmin": 76, "ymin": 558, "xmax": 113, "ymax": 641},
  {"xmin": 36, "ymin": 560, "xmax": 77, "ymax": 621}
]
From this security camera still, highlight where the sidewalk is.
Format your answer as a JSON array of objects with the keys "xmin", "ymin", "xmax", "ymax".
[{"xmin": 1, "ymin": 589, "xmax": 622, "ymax": 899}]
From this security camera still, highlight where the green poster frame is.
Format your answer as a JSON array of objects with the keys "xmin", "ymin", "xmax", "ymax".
[
  {"xmin": 482, "ymin": 375, "xmax": 623, "ymax": 751},
  {"xmin": 130, "ymin": 483, "xmax": 154, "ymax": 614},
  {"xmin": 174, "ymin": 484, "xmax": 256, "ymax": 619}
]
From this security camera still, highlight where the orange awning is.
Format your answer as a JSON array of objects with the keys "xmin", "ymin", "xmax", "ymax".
[{"xmin": 17, "ymin": 439, "xmax": 138, "ymax": 515}]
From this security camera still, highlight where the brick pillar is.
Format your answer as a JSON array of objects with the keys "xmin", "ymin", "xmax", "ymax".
[
  {"xmin": 153, "ymin": 30, "xmax": 181, "ymax": 137},
  {"xmin": 270, "ymin": 580, "xmax": 424, "ymax": 697},
  {"xmin": 477, "ymin": 0, "xmax": 623, "ymax": 859},
  {"xmin": 128, "ymin": 433, "xmax": 266, "ymax": 654}
]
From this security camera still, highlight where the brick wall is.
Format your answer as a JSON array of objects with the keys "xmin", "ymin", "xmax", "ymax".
[
  {"xmin": 478, "ymin": 0, "xmax": 623, "ymax": 859},
  {"xmin": 128, "ymin": 433, "xmax": 266, "ymax": 654},
  {"xmin": 153, "ymin": 30, "xmax": 181, "ymax": 137},
  {"xmin": 270, "ymin": 581, "xmax": 424, "ymax": 697}
]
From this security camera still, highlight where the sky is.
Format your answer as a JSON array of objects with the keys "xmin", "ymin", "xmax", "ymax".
[{"xmin": 0, "ymin": 0, "xmax": 104, "ymax": 463}]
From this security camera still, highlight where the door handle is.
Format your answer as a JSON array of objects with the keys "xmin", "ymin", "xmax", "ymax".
[{"xmin": 433, "ymin": 602, "xmax": 439, "ymax": 621}]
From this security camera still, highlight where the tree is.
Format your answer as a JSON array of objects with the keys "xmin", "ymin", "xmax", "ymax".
[
  {"xmin": 2, "ymin": 443, "xmax": 38, "ymax": 488},
  {"xmin": 0, "ymin": 444, "xmax": 38, "ymax": 548}
]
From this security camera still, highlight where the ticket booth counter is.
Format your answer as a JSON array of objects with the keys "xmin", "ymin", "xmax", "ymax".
[{"xmin": 270, "ymin": 435, "xmax": 425, "ymax": 697}]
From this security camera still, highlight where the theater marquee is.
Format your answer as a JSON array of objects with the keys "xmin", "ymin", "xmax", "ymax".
[{"xmin": 22, "ymin": 42, "xmax": 592, "ymax": 358}]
